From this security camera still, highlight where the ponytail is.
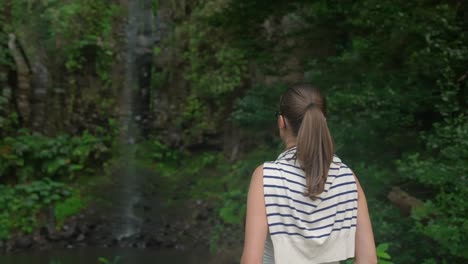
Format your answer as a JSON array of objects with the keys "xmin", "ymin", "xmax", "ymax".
[{"xmin": 296, "ymin": 105, "xmax": 334, "ymax": 200}]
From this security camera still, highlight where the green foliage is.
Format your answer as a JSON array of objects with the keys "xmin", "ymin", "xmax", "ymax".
[
  {"xmin": 398, "ymin": 115, "xmax": 468, "ymax": 259},
  {"xmin": 0, "ymin": 89, "xmax": 7, "ymax": 112},
  {"xmin": 0, "ymin": 90, "xmax": 15, "ymax": 133},
  {"xmin": 185, "ymin": 40, "xmax": 247, "ymax": 96},
  {"xmin": 0, "ymin": 0, "xmax": 117, "ymax": 236},
  {"xmin": 218, "ymin": 190, "xmax": 246, "ymax": 225},
  {"xmin": 0, "ymin": 0, "xmax": 122, "ymax": 135},
  {"xmin": 0, "ymin": 179, "xmax": 71, "ymax": 239},
  {"xmin": 150, "ymin": 65, "xmax": 168, "ymax": 91},
  {"xmin": 215, "ymin": 147, "xmax": 279, "ymax": 224},
  {"xmin": 98, "ymin": 256, "xmax": 121, "ymax": 264},
  {"xmin": 208, "ymin": 223, "xmax": 224, "ymax": 253},
  {"xmin": 138, "ymin": 138, "xmax": 278, "ymax": 220},
  {"xmin": 136, "ymin": 138, "xmax": 181, "ymax": 173},
  {"xmin": 231, "ymin": 84, "xmax": 286, "ymax": 128},
  {"xmin": 54, "ymin": 190, "xmax": 89, "ymax": 227},
  {"xmin": 207, "ymin": 0, "xmax": 295, "ymax": 53},
  {"xmin": 48, "ymin": 256, "xmax": 121, "ymax": 264},
  {"xmin": 152, "ymin": 0, "xmax": 159, "ymax": 17},
  {"xmin": 376, "ymin": 243, "xmax": 394, "ymax": 264},
  {"xmin": 0, "ymin": 130, "xmax": 109, "ymax": 181},
  {"xmin": 4, "ymin": 0, "xmax": 119, "ymax": 73},
  {"xmin": 169, "ymin": 1, "xmax": 250, "ymax": 144},
  {"xmin": 342, "ymin": 243, "xmax": 393, "ymax": 264},
  {"xmin": 137, "ymin": 139, "xmax": 280, "ymax": 251},
  {"xmin": 180, "ymin": 94, "xmax": 219, "ymax": 143},
  {"xmin": 142, "ymin": 146, "xmax": 224, "ymax": 201},
  {"xmin": 39, "ymin": 0, "xmax": 120, "ymax": 74}
]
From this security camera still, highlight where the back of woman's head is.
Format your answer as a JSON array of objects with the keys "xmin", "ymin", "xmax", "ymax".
[{"xmin": 279, "ymin": 84, "xmax": 334, "ymax": 200}]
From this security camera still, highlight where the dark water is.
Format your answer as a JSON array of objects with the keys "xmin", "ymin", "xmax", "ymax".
[{"xmin": 0, "ymin": 247, "xmax": 210, "ymax": 264}]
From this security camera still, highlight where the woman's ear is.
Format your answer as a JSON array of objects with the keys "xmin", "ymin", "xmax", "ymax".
[{"xmin": 278, "ymin": 115, "xmax": 286, "ymax": 129}]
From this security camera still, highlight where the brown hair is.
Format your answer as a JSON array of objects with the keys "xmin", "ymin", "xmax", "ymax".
[{"xmin": 279, "ymin": 84, "xmax": 334, "ymax": 200}]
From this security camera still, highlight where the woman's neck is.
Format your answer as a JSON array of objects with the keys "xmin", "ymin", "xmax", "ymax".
[{"xmin": 284, "ymin": 138, "xmax": 297, "ymax": 150}]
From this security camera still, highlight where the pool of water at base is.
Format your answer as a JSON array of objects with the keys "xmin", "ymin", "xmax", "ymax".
[{"xmin": 0, "ymin": 247, "xmax": 211, "ymax": 264}]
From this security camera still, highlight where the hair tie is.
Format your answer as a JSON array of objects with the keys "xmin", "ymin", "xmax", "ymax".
[{"xmin": 306, "ymin": 102, "xmax": 315, "ymax": 109}]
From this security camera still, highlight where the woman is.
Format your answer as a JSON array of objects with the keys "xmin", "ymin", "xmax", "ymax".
[{"xmin": 241, "ymin": 84, "xmax": 377, "ymax": 264}]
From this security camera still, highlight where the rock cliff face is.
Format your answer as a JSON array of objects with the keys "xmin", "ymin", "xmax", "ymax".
[
  {"xmin": 8, "ymin": 33, "xmax": 32, "ymax": 127},
  {"xmin": 3, "ymin": 0, "xmax": 307, "ymax": 151}
]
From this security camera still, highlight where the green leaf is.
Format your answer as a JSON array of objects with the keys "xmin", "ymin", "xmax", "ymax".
[
  {"xmin": 98, "ymin": 257, "xmax": 109, "ymax": 264},
  {"xmin": 378, "ymin": 252, "xmax": 391, "ymax": 259},
  {"xmin": 379, "ymin": 260, "xmax": 394, "ymax": 264}
]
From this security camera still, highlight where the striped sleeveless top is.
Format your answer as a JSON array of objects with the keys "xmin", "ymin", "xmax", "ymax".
[{"xmin": 262, "ymin": 147, "xmax": 357, "ymax": 263}]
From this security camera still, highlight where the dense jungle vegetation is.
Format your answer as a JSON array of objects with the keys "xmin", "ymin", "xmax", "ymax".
[{"xmin": 0, "ymin": 0, "xmax": 467, "ymax": 263}]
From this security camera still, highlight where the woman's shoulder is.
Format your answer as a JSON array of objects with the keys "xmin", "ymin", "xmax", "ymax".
[
  {"xmin": 332, "ymin": 155, "xmax": 353, "ymax": 171},
  {"xmin": 250, "ymin": 164, "xmax": 264, "ymax": 184}
]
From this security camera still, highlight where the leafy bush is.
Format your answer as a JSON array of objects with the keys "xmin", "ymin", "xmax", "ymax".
[
  {"xmin": 48, "ymin": 256, "xmax": 121, "ymax": 264},
  {"xmin": 231, "ymin": 84, "xmax": 286, "ymax": 129},
  {"xmin": 162, "ymin": 1, "xmax": 251, "ymax": 144},
  {"xmin": 0, "ymin": 179, "xmax": 71, "ymax": 239},
  {"xmin": 7, "ymin": 0, "xmax": 120, "ymax": 73},
  {"xmin": 342, "ymin": 243, "xmax": 393, "ymax": 264},
  {"xmin": 98, "ymin": 256, "xmax": 121, "ymax": 264},
  {"xmin": 397, "ymin": 116, "xmax": 468, "ymax": 259},
  {"xmin": 0, "ymin": 130, "xmax": 109, "ymax": 182},
  {"xmin": 54, "ymin": 190, "xmax": 89, "ymax": 227},
  {"xmin": 138, "ymin": 139, "xmax": 281, "ymax": 252},
  {"xmin": 138, "ymin": 138, "xmax": 278, "ymax": 219}
]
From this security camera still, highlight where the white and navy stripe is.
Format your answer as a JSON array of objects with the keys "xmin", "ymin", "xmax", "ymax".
[{"xmin": 263, "ymin": 147, "xmax": 357, "ymax": 263}]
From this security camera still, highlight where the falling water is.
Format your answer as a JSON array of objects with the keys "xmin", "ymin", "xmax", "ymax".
[{"xmin": 115, "ymin": 0, "xmax": 154, "ymax": 240}]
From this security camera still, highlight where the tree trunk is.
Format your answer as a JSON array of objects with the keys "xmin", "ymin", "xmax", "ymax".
[{"xmin": 8, "ymin": 33, "xmax": 31, "ymax": 127}]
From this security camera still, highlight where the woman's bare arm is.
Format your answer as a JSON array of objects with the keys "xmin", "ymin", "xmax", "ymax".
[
  {"xmin": 241, "ymin": 165, "xmax": 268, "ymax": 264},
  {"xmin": 354, "ymin": 174, "xmax": 378, "ymax": 264}
]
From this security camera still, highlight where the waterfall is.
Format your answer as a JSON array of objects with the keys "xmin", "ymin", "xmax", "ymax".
[{"xmin": 115, "ymin": 0, "xmax": 154, "ymax": 240}]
